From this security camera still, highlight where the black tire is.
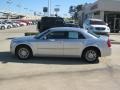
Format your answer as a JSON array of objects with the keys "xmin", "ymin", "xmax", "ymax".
[
  {"xmin": 82, "ymin": 48, "xmax": 99, "ymax": 63},
  {"xmin": 15, "ymin": 46, "xmax": 32, "ymax": 60},
  {"xmin": 1, "ymin": 26, "xmax": 5, "ymax": 30},
  {"xmin": 115, "ymin": 31, "xmax": 119, "ymax": 33},
  {"xmin": 7, "ymin": 26, "xmax": 11, "ymax": 29}
]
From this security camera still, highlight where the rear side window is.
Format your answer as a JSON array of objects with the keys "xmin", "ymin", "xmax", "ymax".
[
  {"xmin": 68, "ymin": 31, "xmax": 85, "ymax": 39},
  {"xmin": 68, "ymin": 32, "xmax": 79, "ymax": 39}
]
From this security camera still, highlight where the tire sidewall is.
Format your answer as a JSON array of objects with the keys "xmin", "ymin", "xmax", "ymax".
[
  {"xmin": 1, "ymin": 26, "xmax": 5, "ymax": 30},
  {"xmin": 16, "ymin": 46, "xmax": 32, "ymax": 60},
  {"xmin": 83, "ymin": 48, "xmax": 99, "ymax": 63}
]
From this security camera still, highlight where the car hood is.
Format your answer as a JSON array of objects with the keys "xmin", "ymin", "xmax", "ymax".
[
  {"xmin": 91, "ymin": 25, "xmax": 108, "ymax": 28},
  {"xmin": 13, "ymin": 36, "xmax": 36, "ymax": 42}
]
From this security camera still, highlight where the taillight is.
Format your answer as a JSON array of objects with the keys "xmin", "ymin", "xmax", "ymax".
[{"xmin": 107, "ymin": 38, "xmax": 111, "ymax": 47}]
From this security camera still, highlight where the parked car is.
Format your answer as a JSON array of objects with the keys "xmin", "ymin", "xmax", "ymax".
[
  {"xmin": 83, "ymin": 19, "xmax": 110, "ymax": 35},
  {"xmin": 0, "ymin": 21, "xmax": 12, "ymax": 29},
  {"xmin": 6, "ymin": 21, "xmax": 20, "ymax": 28},
  {"xmin": 10, "ymin": 27, "xmax": 111, "ymax": 63},
  {"xmin": 0, "ymin": 23, "xmax": 7, "ymax": 30},
  {"xmin": 31, "ymin": 20, "xmax": 38, "ymax": 25},
  {"xmin": 15, "ymin": 21, "xmax": 27, "ymax": 26},
  {"xmin": 37, "ymin": 16, "xmax": 78, "ymax": 32},
  {"xmin": 18, "ymin": 20, "xmax": 32, "ymax": 25}
]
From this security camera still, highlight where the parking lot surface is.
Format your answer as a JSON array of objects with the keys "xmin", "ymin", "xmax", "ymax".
[{"xmin": 0, "ymin": 26, "xmax": 120, "ymax": 90}]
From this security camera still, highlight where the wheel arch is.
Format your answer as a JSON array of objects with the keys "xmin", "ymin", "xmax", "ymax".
[
  {"xmin": 82, "ymin": 46, "xmax": 101, "ymax": 57},
  {"xmin": 15, "ymin": 44, "xmax": 33, "ymax": 56}
]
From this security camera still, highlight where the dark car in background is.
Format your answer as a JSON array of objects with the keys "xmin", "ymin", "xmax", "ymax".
[{"xmin": 37, "ymin": 17, "xmax": 78, "ymax": 32}]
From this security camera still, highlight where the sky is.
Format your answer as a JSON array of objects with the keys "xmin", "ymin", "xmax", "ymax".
[{"xmin": 0, "ymin": 0, "xmax": 97, "ymax": 17}]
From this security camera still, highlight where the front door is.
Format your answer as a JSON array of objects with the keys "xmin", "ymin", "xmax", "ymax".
[{"xmin": 36, "ymin": 31, "xmax": 67, "ymax": 56}]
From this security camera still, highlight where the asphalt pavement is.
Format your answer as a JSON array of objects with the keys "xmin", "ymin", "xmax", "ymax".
[{"xmin": 0, "ymin": 26, "xmax": 120, "ymax": 90}]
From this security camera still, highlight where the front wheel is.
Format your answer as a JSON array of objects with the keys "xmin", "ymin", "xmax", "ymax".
[
  {"xmin": 82, "ymin": 49, "xmax": 99, "ymax": 63},
  {"xmin": 16, "ymin": 46, "xmax": 32, "ymax": 60},
  {"xmin": 1, "ymin": 26, "xmax": 5, "ymax": 30},
  {"xmin": 7, "ymin": 26, "xmax": 11, "ymax": 29}
]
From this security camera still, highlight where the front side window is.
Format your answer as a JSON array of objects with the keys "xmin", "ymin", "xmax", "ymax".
[{"xmin": 46, "ymin": 31, "xmax": 67, "ymax": 39}]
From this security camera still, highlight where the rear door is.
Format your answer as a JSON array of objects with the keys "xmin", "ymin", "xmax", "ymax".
[{"xmin": 63, "ymin": 31, "xmax": 85, "ymax": 56}]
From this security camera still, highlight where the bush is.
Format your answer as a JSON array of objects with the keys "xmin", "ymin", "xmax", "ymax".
[{"xmin": 25, "ymin": 32, "xmax": 38, "ymax": 36}]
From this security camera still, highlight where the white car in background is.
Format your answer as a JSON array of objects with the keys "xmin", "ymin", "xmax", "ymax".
[
  {"xmin": 0, "ymin": 23, "xmax": 7, "ymax": 30},
  {"xmin": 83, "ymin": 19, "xmax": 110, "ymax": 35},
  {"xmin": 10, "ymin": 27, "xmax": 111, "ymax": 63},
  {"xmin": 6, "ymin": 21, "xmax": 20, "ymax": 27},
  {"xmin": 0, "ymin": 21, "xmax": 12, "ymax": 29}
]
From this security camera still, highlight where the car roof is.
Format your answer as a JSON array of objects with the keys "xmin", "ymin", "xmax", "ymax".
[
  {"xmin": 42, "ymin": 16, "xmax": 63, "ymax": 19},
  {"xmin": 49, "ymin": 27, "xmax": 86, "ymax": 33}
]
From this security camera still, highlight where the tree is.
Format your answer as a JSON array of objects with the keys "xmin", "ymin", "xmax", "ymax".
[
  {"xmin": 76, "ymin": 5, "xmax": 83, "ymax": 12},
  {"xmin": 69, "ymin": 6, "xmax": 75, "ymax": 17},
  {"xmin": 69, "ymin": 5, "xmax": 83, "ymax": 18}
]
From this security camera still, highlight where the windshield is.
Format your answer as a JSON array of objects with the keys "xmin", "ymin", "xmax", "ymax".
[
  {"xmin": 90, "ymin": 20, "xmax": 106, "ymax": 25},
  {"xmin": 34, "ymin": 30, "xmax": 49, "ymax": 39}
]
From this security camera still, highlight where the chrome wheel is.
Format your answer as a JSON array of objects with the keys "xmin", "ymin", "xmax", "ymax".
[
  {"xmin": 18, "ymin": 48, "xmax": 30, "ymax": 59},
  {"xmin": 85, "ymin": 50, "xmax": 97, "ymax": 62}
]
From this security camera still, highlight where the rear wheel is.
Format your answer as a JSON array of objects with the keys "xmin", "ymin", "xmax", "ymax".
[
  {"xmin": 82, "ymin": 48, "xmax": 99, "ymax": 63},
  {"xmin": 16, "ymin": 46, "xmax": 32, "ymax": 60},
  {"xmin": 115, "ymin": 31, "xmax": 119, "ymax": 33},
  {"xmin": 7, "ymin": 26, "xmax": 11, "ymax": 29}
]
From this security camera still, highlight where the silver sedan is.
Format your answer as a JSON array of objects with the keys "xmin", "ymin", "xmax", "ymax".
[{"xmin": 10, "ymin": 27, "xmax": 111, "ymax": 63}]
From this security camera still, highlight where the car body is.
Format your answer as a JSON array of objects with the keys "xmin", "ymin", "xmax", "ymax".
[
  {"xmin": 37, "ymin": 17, "xmax": 65, "ymax": 32},
  {"xmin": 10, "ymin": 27, "xmax": 111, "ymax": 63},
  {"xmin": 0, "ymin": 21, "xmax": 12, "ymax": 29},
  {"xmin": 6, "ymin": 21, "xmax": 20, "ymax": 27},
  {"xmin": 37, "ymin": 17, "xmax": 79, "ymax": 32},
  {"xmin": 83, "ymin": 19, "xmax": 110, "ymax": 35},
  {"xmin": 15, "ymin": 21, "xmax": 27, "ymax": 26},
  {"xmin": 18, "ymin": 20, "xmax": 32, "ymax": 25},
  {"xmin": 1, "ymin": 22, "xmax": 13, "ymax": 29},
  {"xmin": 0, "ymin": 23, "xmax": 7, "ymax": 30}
]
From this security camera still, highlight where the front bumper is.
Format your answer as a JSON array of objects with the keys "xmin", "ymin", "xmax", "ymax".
[{"xmin": 10, "ymin": 42, "xmax": 16, "ymax": 55}]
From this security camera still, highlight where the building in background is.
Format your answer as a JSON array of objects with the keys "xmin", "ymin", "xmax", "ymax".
[
  {"xmin": 0, "ymin": 12, "xmax": 41, "ymax": 20},
  {"xmin": 78, "ymin": 0, "xmax": 120, "ymax": 32}
]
